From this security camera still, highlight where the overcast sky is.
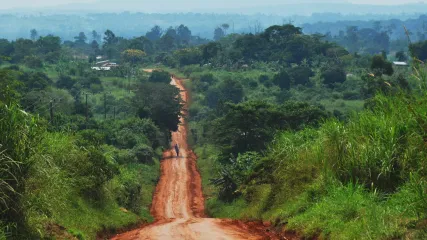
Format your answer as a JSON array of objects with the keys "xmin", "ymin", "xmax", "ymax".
[{"xmin": 1, "ymin": 0, "xmax": 427, "ymax": 10}]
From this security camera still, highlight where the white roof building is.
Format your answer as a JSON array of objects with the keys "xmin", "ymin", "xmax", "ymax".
[{"xmin": 393, "ymin": 61, "xmax": 409, "ymax": 66}]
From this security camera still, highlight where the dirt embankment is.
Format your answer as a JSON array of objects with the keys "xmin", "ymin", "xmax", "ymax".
[{"xmin": 110, "ymin": 74, "xmax": 291, "ymax": 240}]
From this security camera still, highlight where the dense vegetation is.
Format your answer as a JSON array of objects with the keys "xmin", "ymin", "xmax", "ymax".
[
  {"xmin": 1, "ymin": 15, "xmax": 427, "ymax": 239},
  {"xmin": 0, "ymin": 29, "xmax": 183, "ymax": 238},
  {"xmin": 172, "ymin": 25, "xmax": 426, "ymax": 239}
]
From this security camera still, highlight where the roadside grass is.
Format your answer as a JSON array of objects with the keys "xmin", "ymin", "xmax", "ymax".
[
  {"xmin": 194, "ymin": 145, "xmax": 220, "ymax": 198},
  {"xmin": 19, "ymin": 127, "xmax": 160, "ymax": 239},
  {"xmin": 196, "ymin": 93, "xmax": 427, "ymax": 238}
]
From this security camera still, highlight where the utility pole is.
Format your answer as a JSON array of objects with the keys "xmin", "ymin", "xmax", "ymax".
[{"xmin": 104, "ymin": 92, "xmax": 107, "ymax": 120}]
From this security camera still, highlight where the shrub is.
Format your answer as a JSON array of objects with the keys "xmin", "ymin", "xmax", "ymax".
[
  {"xmin": 148, "ymin": 70, "xmax": 170, "ymax": 84},
  {"xmin": 24, "ymin": 56, "xmax": 43, "ymax": 69},
  {"xmin": 273, "ymin": 70, "xmax": 291, "ymax": 90},
  {"xmin": 370, "ymin": 55, "xmax": 394, "ymax": 76},
  {"xmin": 132, "ymin": 144, "xmax": 155, "ymax": 165},
  {"xmin": 322, "ymin": 67, "xmax": 346, "ymax": 87}
]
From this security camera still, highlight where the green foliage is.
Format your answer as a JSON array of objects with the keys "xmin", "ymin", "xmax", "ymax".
[
  {"xmin": 56, "ymin": 74, "xmax": 76, "ymax": 89},
  {"xmin": 211, "ymin": 152, "xmax": 261, "ymax": 201},
  {"xmin": 0, "ymin": 69, "xmax": 22, "ymax": 105},
  {"xmin": 217, "ymin": 77, "xmax": 244, "ymax": 104},
  {"xmin": 213, "ymin": 101, "xmax": 326, "ymax": 156},
  {"xmin": 409, "ymin": 40, "xmax": 427, "ymax": 61},
  {"xmin": 370, "ymin": 55, "xmax": 394, "ymax": 76},
  {"xmin": 23, "ymin": 55, "xmax": 43, "ymax": 69},
  {"xmin": 289, "ymin": 66, "xmax": 313, "ymax": 86},
  {"xmin": 273, "ymin": 70, "xmax": 291, "ymax": 89},
  {"xmin": 321, "ymin": 66, "xmax": 347, "ymax": 87},
  {"xmin": 19, "ymin": 71, "xmax": 52, "ymax": 90},
  {"xmin": 199, "ymin": 92, "xmax": 427, "ymax": 239},
  {"xmin": 173, "ymin": 48, "xmax": 202, "ymax": 66},
  {"xmin": 148, "ymin": 70, "xmax": 171, "ymax": 84},
  {"xmin": 134, "ymin": 82, "xmax": 182, "ymax": 132},
  {"xmin": 121, "ymin": 49, "xmax": 146, "ymax": 65}
]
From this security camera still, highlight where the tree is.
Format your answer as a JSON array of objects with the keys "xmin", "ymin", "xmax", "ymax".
[
  {"xmin": 395, "ymin": 51, "xmax": 407, "ymax": 62},
  {"xmin": 321, "ymin": 66, "xmax": 347, "ymax": 87},
  {"xmin": 201, "ymin": 42, "xmax": 221, "ymax": 62},
  {"xmin": 221, "ymin": 23, "xmax": 230, "ymax": 35},
  {"xmin": 409, "ymin": 40, "xmax": 427, "ymax": 61},
  {"xmin": 128, "ymin": 37, "xmax": 154, "ymax": 54},
  {"xmin": 148, "ymin": 70, "xmax": 171, "ymax": 84},
  {"xmin": 173, "ymin": 48, "xmax": 202, "ymax": 66},
  {"xmin": 273, "ymin": 70, "xmax": 291, "ymax": 90},
  {"xmin": 213, "ymin": 100, "xmax": 326, "ymax": 156},
  {"xmin": 12, "ymin": 38, "xmax": 35, "ymax": 62},
  {"xmin": 56, "ymin": 75, "xmax": 76, "ymax": 90},
  {"xmin": 345, "ymin": 26, "xmax": 359, "ymax": 53},
  {"xmin": 159, "ymin": 34, "xmax": 175, "ymax": 51},
  {"xmin": 24, "ymin": 55, "xmax": 43, "ymax": 69},
  {"xmin": 370, "ymin": 55, "xmax": 394, "ymax": 76},
  {"xmin": 121, "ymin": 49, "xmax": 146, "ymax": 65},
  {"xmin": 30, "ymin": 29, "xmax": 38, "ymax": 41},
  {"xmin": 134, "ymin": 83, "xmax": 182, "ymax": 132},
  {"xmin": 176, "ymin": 24, "xmax": 192, "ymax": 45},
  {"xmin": 19, "ymin": 71, "xmax": 52, "ymax": 90},
  {"xmin": 91, "ymin": 30, "xmax": 100, "ymax": 42},
  {"xmin": 36, "ymin": 35, "xmax": 61, "ymax": 63},
  {"xmin": 145, "ymin": 25, "xmax": 163, "ymax": 41},
  {"xmin": 214, "ymin": 27, "xmax": 225, "ymax": 41},
  {"xmin": 0, "ymin": 39, "xmax": 13, "ymax": 57},
  {"xmin": 262, "ymin": 24, "xmax": 302, "ymax": 44},
  {"xmin": 0, "ymin": 69, "xmax": 21, "ymax": 105},
  {"xmin": 164, "ymin": 27, "xmax": 177, "ymax": 39},
  {"xmin": 213, "ymin": 101, "xmax": 282, "ymax": 155},
  {"xmin": 103, "ymin": 30, "xmax": 117, "ymax": 46},
  {"xmin": 74, "ymin": 32, "xmax": 87, "ymax": 44},
  {"xmin": 288, "ymin": 66, "xmax": 313, "ymax": 86},
  {"xmin": 218, "ymin": 78, "xmax": 244, "ymax": 104},
  {"xmin": 91, "ymin": 40, "xmax": 100, "ymax": 55}
]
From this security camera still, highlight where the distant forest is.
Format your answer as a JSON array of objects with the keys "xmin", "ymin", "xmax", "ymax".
[{"xmin": 0, "ymin": 12, "xmax": 426, "ymax": 42}]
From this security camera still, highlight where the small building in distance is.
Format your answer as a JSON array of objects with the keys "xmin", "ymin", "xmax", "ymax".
[
  {"xmin": 393, "ymin": 61, "xmax": 409, "ymax": 67},
  {"xmin": 92, "ymin": 60, "xmax": 119, "ymax": 71}
]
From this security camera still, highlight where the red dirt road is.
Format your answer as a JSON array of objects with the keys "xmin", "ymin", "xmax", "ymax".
[{"xmin": 111, "ymin": 74, "xmax": 275, "ymax": 240}]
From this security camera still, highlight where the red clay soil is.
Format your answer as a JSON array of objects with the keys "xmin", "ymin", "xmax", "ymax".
[{"xmin": 110, "ymin": 72, "xmax": 290, "ymax": 240}]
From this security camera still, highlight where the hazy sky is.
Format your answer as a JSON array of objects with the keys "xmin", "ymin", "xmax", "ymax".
[{"xmin": 1, "ymin": 0, "xmax": 427, "ymax": 10}]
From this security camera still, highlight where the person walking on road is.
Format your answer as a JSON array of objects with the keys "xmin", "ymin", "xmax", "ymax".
[{"xmin": 174, "ymin": 143, "xmax": 180, "ymax": 157}]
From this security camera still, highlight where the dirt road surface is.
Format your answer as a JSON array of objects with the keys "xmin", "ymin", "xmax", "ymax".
[{"xmin": 111, "ymin": 73, "xmax": 277, "ymax": 240}]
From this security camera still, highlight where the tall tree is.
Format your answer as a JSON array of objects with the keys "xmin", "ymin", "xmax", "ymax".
[
  {"xmin": 91, "ymin": 30, "xmax": 100, "ymax": 42},
  {"xmin": 221, "ymin": 23, "xmax": 230, "ymax": 35},
  {"xmin": 214, "ymin": 27, "xmax": 225, "ymax": 41},
  {"xmin": 103, "ymin": 30, "xmax": 117, "ymax": 46},
  {"xmin": 145, "ymin": 25, "xmax": 163, "ymax": 41},
  {"xmin": 74, "ymin": 32, "xmax": 87, "ymax": 45},
  {"xmin": 121, "ymin": 49, "xmax": 146, "ymax": 65},
  {"xmin": 176, "ymin": 24, "xmax": 192, "ymax": 45},
  {"xmin": 30, "ymin": 29, "xmax": 38, "ymax": 41},
  {"xmin": 91, "ymin": 40, "xmax": 100, "ymax": 55}
]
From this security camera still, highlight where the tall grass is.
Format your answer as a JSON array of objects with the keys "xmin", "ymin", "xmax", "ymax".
[{"xmin": 196, "ymin": 90, "xmax": 427, "ymax": 238}]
